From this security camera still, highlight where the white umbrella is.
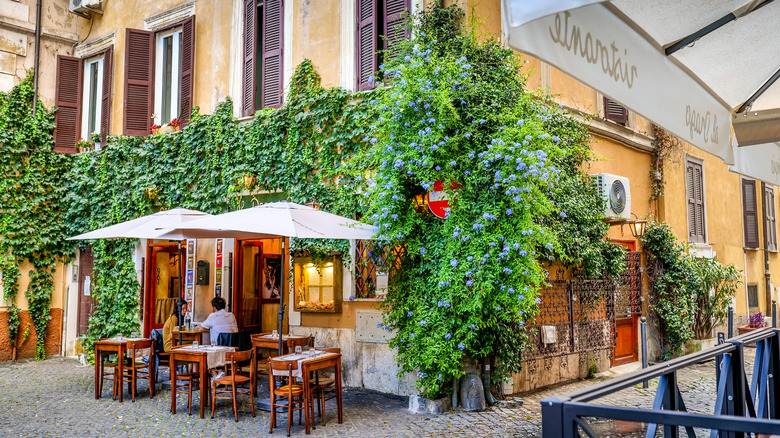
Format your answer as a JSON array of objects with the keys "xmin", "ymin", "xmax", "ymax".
[
  {"xmin": 157, "ymin": 201, "xmax": 376, "ymax": 240},
  {"xmin": 67, "ymin": 207, "xmax": 213, "ymax": 240},
  {"xmin": 158, "ymin": 201, "xmax": 376, "ymax": 355},
  {"xmin": 502, "ymin": 0, "xmax": 780, "ymax": 168}
]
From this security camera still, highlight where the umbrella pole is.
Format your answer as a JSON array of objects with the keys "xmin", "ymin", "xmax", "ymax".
[{"xmin": 278, "ymin": 237, "xmax": 285, "ymax": 356}]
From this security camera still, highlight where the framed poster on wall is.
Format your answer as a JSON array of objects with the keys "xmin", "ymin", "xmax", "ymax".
[{"xmin": 261, "ymin": 254, "xmax": 282, "ymax": 302}]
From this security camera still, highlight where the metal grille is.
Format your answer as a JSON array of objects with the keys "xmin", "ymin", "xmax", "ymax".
[
  {"xmin": 522, "ymin": 252, "xmax": 642, "ymax": 369},
  {"xmin": 354, "ymin": 240, "xmax": 405, "ymax": 299}
]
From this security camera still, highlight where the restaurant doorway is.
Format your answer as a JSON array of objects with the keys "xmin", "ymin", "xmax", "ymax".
[
  {"xmin": 611, "ymin": 239, "xmax": 642, "ymax": 367},
  {"xmin": 236, "ymin": 238, "xmax": 286, "ymax": 334},
  {"xmin": 144, "ymin": 242, "xmax": 182, "ymax": 334}
]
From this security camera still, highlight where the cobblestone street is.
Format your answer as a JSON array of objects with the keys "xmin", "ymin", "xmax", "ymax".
[{"xmin": 0, "ymin": 353, "xmax": 742, "ymax": 437}]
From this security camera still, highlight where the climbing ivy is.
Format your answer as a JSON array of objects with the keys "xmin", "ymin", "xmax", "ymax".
[
  {"xmin": 367, "ymin": 6, "xmax": 625, "ymax": 398},
  {"xmin": 66, "ymin": 60, "xmax": 376, "ymax": 355},
  {"xmin": 0, "ymin": 73, "xmax": 74, "ymax": 360}
]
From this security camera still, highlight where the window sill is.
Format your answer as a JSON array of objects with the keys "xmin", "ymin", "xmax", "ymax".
[{"xmin": 348, "ymin": 297, "xmax": 383, "ymax": 302}]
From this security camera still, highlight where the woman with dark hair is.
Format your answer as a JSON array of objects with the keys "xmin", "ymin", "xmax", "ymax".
[{"xmin": 163, "ymin": 299, "xmax": 188, "ymax": 352}]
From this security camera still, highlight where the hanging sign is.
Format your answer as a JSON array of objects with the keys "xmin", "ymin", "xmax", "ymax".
[{"xmin": 426, "ymin": 180, "xmax": 460, "ymax": 219}]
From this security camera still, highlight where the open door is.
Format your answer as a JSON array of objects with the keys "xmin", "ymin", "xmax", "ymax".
[
  {"xmin": 76, "ymin": 246, "xmax": 94, "ymax": 337},
  {"xmin": 144, "ymin": 242, "xmax": 182, "ymax": 334},
  {"xmin": 611, "ymin": 239, "xmax": 642, "ymax": 367},
  {"xmin": 236, "ymin": 238, "xmax": 287, "ymax": 334}
]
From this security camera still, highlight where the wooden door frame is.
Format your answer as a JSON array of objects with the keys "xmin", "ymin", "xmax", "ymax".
[
  {"xmin": 144, "ymin": 242, "xmax": 182, "ymax": 335},
  {"xmin": 235, "ymin": 239, "xmax": 264, "ymax": 333},
  {"xmin": 610, "ymin": 238, "xmax": 640, "ymax": 367},
  {"xmin": 76, "ymin": 246, "xmax": 94, "ymax": 337}
]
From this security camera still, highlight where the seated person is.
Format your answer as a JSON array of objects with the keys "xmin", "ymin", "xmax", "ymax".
[
  {"xmin": 199, "ymin": 296, "xmax": 237, "ymax": 345},
  {"xmin": 199, "ymin": 296, "xmax": 237, "ymax": 380},
  {"xmin": 163, "ymin": 299, "xmax": 188, "ymax": 352}
]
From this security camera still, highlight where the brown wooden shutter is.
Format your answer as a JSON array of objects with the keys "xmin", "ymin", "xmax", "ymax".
[
  {"xmin": 383, "ymin": 0, "xmax": 410, "ymax": 60},
  {"xmin": 604, "ymin": 97, "xmax": 628, "ymax": 125},
  {"xmin": 686, "ymin": 159, "xmax": 706, "ymax": 243},
  {"xmin": 54, "ymin": 55, "xmax": 82, "ymax": 153},
  {"xmin": 742, "ymin": 178, "xmax": 759, "ymax": 248},
  {"xmin": 100, "ymin": 46, "xmax": 113, "ymax": 145},
  {"xmin": 261, "ymin": 0, "xmax": 283, "ymax": 108},
  {"xmin": 356, "ymin": 0, "xmax": 377, "ymax": 91},
  {"xmin": 124, "ymin": 28, "xmax": 154, "ymax": 136},
  {"xmin": 764, "ymin": 183, "xmax": 777, "ymax": 251},
  {"xmin": 180, "ymin": 16, "xmax": 195, "ymax": 126},
  {"xmin": 242, "ymin": 0, "xmax": 257, "ymax": 117}
]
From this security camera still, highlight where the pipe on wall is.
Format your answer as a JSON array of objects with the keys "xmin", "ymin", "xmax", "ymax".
[{"xmin": 32, "ymin": 0, "xmax": 42, "ymax": 116}]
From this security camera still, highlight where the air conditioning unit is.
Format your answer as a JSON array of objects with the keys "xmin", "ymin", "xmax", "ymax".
[
  {"xmin": 69, "ymin": 0, "xmax": 103, "ymax": 18},
  {"xmin": 593, "ymin": 173, "xmax": 631, "ymax": 220}
]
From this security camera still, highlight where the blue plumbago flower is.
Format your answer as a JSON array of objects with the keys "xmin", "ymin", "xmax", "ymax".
[
  {"xmin": 391, "ymin": 195, "xmax": 400, "ymax": 201},
  {"xmin": 508, "ymin": 287, "xmax": 515, "ymax": 293},
  {"xmin": 445, "ymin": 333, "xmax": 452, "ymax": 340},
  {"xmin": 435, "ymin": 165, "xmax": 441, "ymax": 171},
  {"xmin": 417, "ymin": 372, "xmax": 427, "ymax": 378},
  {"xmin": 420, "ymin": 320, "xmax": 427, "ymax": 326},
  {"xmin": 394, "ymin": 159, "xmax": 404, "ymax": 168},
  {"xmin": 552, "ymin": 135, "xmax": 560, "ymax": 142},
  {"xmin": 467, "ymin": 256, "xmax": 474, "ymax": 262},
  {"xmin": 348, "ymin": 295, "xmax": 355, "ymax": 301},
  {"xmin": 519, "ymin": 250, "xmax": 528, "ymax": 256},
  {"xmin": 482, "ymin": 213, "xmax": 497, "ymax": 221},
  {"xmin": 458, "ymin": 343, "xmax": 466, "ymax": 350},
  {"xmin": 535, "ymin": 297, "xmax": 542, "ymax": 304},
  {"xmin": 407, "ymin": 311, "xmax": 414, "ymax": 317},
  {"xmin": 500, "ymin": 285, "xmax": 506, "ymax": 291},
  {"xmin": 469, "ymin": 324, "xmax": 476, "ymax": 330},
  {"xmin": 479, "ymin": 119, "xmax": 486, "ymax": 125},
  {"xmin": 518, "ymin": 294, "xmax": 524, "ymax": 301},
  {"xmin": 445, "ymin": 302, "xmax": 451, "ymax": 308},
  {"xmin": 490, "ymin": 242, "xmax": 497, "ymax": 247},
  {"xmin": 391, "ymin": 214, "xmax": 398, "ymax": 220},
  {"xmin": 560, "ymin": 211, "xmax": 567, "ymax": 218},
  {"xmin": 450, "ymin": 258, "xmax": 459, "ymax": 267},
  {"xmin": 517, "ymin": 119, "xmax": 525, "ymax": 126},
  {"xmin": 464, "ymin": 133, "xmax": 472, "ymax": 139},
  {"xmin": 464, "ymin": 170, "xmax": 471, "ymax": 176},
  {"xmin": 422, "ymin": 182, "xmax": 431, "ymax": 190},
  {"xmin": 438, "ymin": 280, "xmax": 451, "ymax": 287},
  {"xmin": 473, "ymin": 223, "xmax": 484, "ymax": 231},
  {"xmin": 513, "ymin": 243, "xmax": 521, "ymax": 250},
  {"xmin": 466, "ymin": 280, "xmax": 474, "ymax": 287},
  {"xmin": 452, "ymin": 230, "xmax": 460, "ymax": 238},
  {"xmin": 506, "ymin": 208, "xmax": 514, "ymax": 215},
  {"xmin": 495, "ymin": 306, "xmax": 501, "ymax": 311},
  {"xmin": 450, "ymin": 160, "xmax": 457, "ymax": 166},
  {"xmin": 519, "ymin": 321, "xmax": 525, "ymax": 327},
  {"xmin": 503, "ymin": 267, "xmax": 513, "ymax": 274},
  {"xmin": 545, "ymin": 243, "xmax": 554, "ymax": 250},
  {"xmin": 410, "ymin": 332, "xmax": 415, "ymax": 338},
  {"xmin": 465, "ymin": 271, "xmax": 472, "ymax": 277},
  {"xmin": 420, "ymin": 247, "xmax": 427, "ymax": 255},
  {"xmin": 438, "ymin": 374, "xmax": 443, "ymax": 380},
  {"xmin": 438, "ymin": 300, "xmax": 445, "ymax": 307},
  {"xmin": 376, "ymin": 323, "xmax": 383, "ymax": 328},
  {"xmin": 539, "ymin": 133, "xmax": 550, "ymax": 140}
]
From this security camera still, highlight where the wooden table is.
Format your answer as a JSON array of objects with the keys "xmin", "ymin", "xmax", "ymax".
[
  {"xmin": 170, "ymin": 345, "xmax": 234, "ymax": 419},
  {"xmin": 251, "ymin": 334, "xmax": 310, "ymax": 352},
  {"xmin": 94, "ymin": 337, "xmax": 151, "ymax": 402},
  {"xmin": 172, "ymin": 329, "xmax": 207, "ymax": 345},
  {"xmin": 271, "ymin": 351, "xmax": 343, "ymax": 434}
]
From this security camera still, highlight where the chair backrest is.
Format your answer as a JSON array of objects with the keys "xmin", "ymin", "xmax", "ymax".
[
  {"xmin": 268, "ymin": 358, "xmax": 298, "ymax": 372},
  {"xmin": 286, "ymin": 336, "xmax": 312, "ymax": 353},
  {"xmin": 218, "ymin": 330, "xmax": 252, "ymax": 351},
  {"xmin": 226, "ymin": 348, "xmax": 255, "ymax": 379},
  {"xmin": 314, "ymin": 347, "xmax": 340, "ymax": 354},
  {"xmin": 127, "ymin": 339, "xmax": 154, "ymax": 365}
]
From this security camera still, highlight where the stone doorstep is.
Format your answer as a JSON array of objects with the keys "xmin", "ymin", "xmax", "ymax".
[{"xmin": 595, "ymin": 361, "xmax": 642, "ymax": 379}]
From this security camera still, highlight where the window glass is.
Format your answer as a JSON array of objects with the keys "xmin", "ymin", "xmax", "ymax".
[
  {"xmin": 154, "ymin": 28, "xmax": 182, "ymax": 126},
  {"xmin": 80, "ymin": 56, "xmax": 103, "ymax": 141}
]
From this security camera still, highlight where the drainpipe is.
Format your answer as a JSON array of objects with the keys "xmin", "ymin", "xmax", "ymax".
[{"xmin": 32, "ymin": 0, "xmax": 42, "ymax": 116}]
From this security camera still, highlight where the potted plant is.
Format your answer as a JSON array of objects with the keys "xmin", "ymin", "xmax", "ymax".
[
  {"xmin": 89, "ymin": 132, "xmax": 101, "ymax": 150},
  {"xmin": 737, "ymin": 311, "xmax": 767, "ymax": 335},
  {"xmin": 75, "ymin": 137, "xmax": 94, "ymax": 153},
  {"xmin": 150, "ymin": 123, "xmax": 161, "ymax": 135},
  {"xmin": 170, "ymin": 118, "xmax": 181, "ymax": 131}
]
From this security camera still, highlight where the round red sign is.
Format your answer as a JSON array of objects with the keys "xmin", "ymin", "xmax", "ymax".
[{"xmin": 427, "ymin": 180, "xmax": 459, "ymax": 219}]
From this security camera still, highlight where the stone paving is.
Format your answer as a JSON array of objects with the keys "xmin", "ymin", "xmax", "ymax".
[{"xmin": 0, "ymin": 351, "xmax": 754, "ymax": 437}]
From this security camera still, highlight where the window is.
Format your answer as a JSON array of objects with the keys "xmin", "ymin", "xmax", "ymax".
[
  {"xmin": 354, "ymin": 240, "xmax": 404, "ymax": 299},
  {"xmin": 742, "ymin": 178, "xmax": 759, "ymax": 249},
  {"xmin": 241, "ymin": 0, "xmax": 284, "ymax": 117},
  {"xmin": 293, "ymin": 256, "xmax": 343, "ymax": 313},
  {"xmin": 53, "ymin": 47, "xmax": 113, "ymax": 153},
  {"xmin": 604, "ymin": 97, "xmax": 628, "ymax": 125},
  {"xmin": 154, "ymin": 28, "xmax": 182, "ymax": 126},
  {"xmin": 747, "ymin": 284, "xmax": 759, "ymax": 311},
  {"xmin": 355, "ymin": 0, "xmax": 411, "ymax": 91},
  {"xmin": 686, "ymin": 157, "xmax": 706, "ymax": 244},
  {"xmin": 81, "ymin": 56, "xmax": 104, "ymax": 141},
  {"xmin": 124, "ymin": 17, "xmax": 194, "ymax": 136},
  {"xmin": 765, "ymin": 183, "xmax": 778, "ymax": 251}
]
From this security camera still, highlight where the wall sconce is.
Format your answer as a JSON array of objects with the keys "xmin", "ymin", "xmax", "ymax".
[
  {"xmin": 628, "ymin": 213, "xmax": 647, "ymax": 239},
  {"xmin": 306, "ymin": 199, "xmax": 321, "ymax": 210},
  {"xmin": 413, "ymin": 193, "xmax": 428, "ymax": 213}
]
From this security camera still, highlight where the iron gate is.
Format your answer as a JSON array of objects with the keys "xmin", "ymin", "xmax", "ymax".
[{"xmin": 522, "ymin": 252, "xmax": 642, "ymax": 370}]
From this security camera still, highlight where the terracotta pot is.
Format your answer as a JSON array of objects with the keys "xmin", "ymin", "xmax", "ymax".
[{"xmin": 737, "ymin": 325, "xmax": 767, "ymax": 335}]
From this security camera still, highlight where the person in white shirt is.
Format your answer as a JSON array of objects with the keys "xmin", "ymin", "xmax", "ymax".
[{"xmin": 199, "ymin": 296, "xmax": 238, "ymax": 344}]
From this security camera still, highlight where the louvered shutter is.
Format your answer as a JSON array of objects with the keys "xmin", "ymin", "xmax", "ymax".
[
  {"xmin": 100, "ymin": 46, "xmax": 113, "ymax": 144},
  {"xmin": 742, "ymin": 178, "xmax": 759, "ymax": 248},
  {"xmin": 261, "ymin": 0, "xmax": 283, "ymax": 108},
  {"xmin": 180, "ymin": 16, "xmax": 195, "ymax": 126},
  {"xmin": 686, "ymin": 160, "xmax": 706, "ymax": 243},
  {"xmin": 764, "ymin": 184, "xmax": 777, "ymax": 251},
  {"xmin": 54, "ymin": 55, "xmax": 82, "ymax": 153},
  {"xmin": 124, "ymin": 28, "xmax": 154, "ymax": 136},
  {"xmin": 242, "ymin": 0, "xmax": 257, "ymax": 117},
  {"xmin": 356, "ymin": 0, "xmax": 377, "ymax": 91},
  {"xmin": 604, "ymin": 97, "xmax": 628, "ymax": 125},
  {"xmin": 383, "ymin": 0, "xmax": 410, "ymax": 60}
]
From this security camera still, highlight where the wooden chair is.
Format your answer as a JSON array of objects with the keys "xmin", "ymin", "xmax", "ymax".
[
  {"xmin": 97, "ymin": 345, "xmax": 120, "ymax": 400},
  {"xmin": 150, "ymin": 329, "xmax": 170, "ymax": 383},
  {"xmin": 269, "ymin": 359, "xmax": 306, "ymax": 437},
  {"xmin": 285, "ymin": 336, "xmax": 312, "ymax": 354},
  {"xmin": 211, "ymin": 349, "xmax": 256, "ymax": 421},
  {"xmin": 120, "ymin": 339, "xmax": 155, "ymax": 402},
  {"xmin": 309, "ymin": 347, "xmax": 339, "ymax": 425},
  {"xmin": 173, "ymin": 359, "xmax": 201, "ymax": 415}
]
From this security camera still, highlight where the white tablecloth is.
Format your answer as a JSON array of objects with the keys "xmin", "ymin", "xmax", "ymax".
[
  {"xmin": 177, "ymin": 345, "xmax": 235, "ymax": 369},
  {"xmin": 271, "ymin": 351, "xmax": 338, "ymax": 378}
]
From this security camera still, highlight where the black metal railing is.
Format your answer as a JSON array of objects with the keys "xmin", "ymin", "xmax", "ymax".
[{"xmin": 542, "ymin": 328, "xmax": 780, "ymax": 437}]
